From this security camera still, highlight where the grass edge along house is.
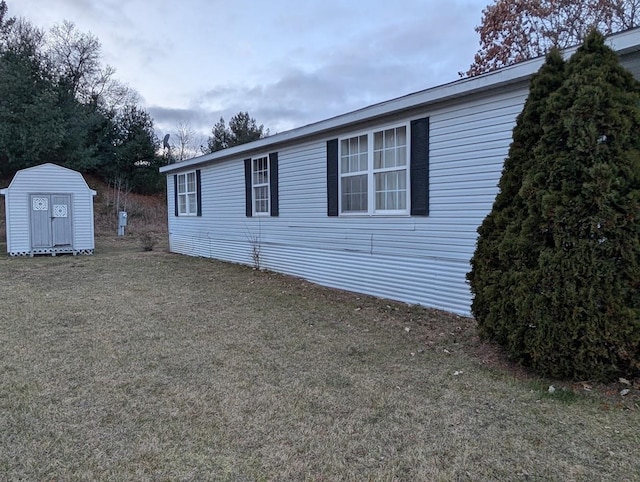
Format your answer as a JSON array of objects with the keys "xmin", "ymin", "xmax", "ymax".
[{"xmin": 160, "ymin": 28, "xmax": 640, "ymax": 316}]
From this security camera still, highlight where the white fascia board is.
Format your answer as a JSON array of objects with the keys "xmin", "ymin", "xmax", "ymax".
[
  {"xmin": 607, "ymin": 26, "xmax": 640, "ymax": 54},
  {"xmin": 160, "ymin": 27, "xmax": 640, "ymax": 175}
]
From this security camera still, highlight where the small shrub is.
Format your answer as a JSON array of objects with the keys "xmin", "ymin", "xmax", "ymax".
[{"xmin": 139, "ymin": 231, "xmax": 157, "ymax": 252}]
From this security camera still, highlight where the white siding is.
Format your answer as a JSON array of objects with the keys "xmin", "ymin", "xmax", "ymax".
[
  {"xmin": 167, "ymin": 85, "xmax": 528, "ymax": 315},
  {"xmin": 2, "ymin": 163, "xmax": 95, "ymax": 255}
]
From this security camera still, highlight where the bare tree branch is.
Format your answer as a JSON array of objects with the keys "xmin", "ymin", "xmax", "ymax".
[{"xmin": 463, "ymin": 0, "xmax": 640, "ymax": 77}]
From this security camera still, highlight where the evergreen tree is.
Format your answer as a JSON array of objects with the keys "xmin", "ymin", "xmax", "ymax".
[
  {"xmin": 0, "ymin": 0, "xmax": 15, "ymax": 46},
  {"xmin": 0, "ymin": 20, "xmax": 65, "ymax": 177},
  {"xmin": 0, "ymin": 2, "xmax": 164, "ymax": 193},
  {"xmin": 518, "ymin": 31, "xmax": 640, "ymax": 380},
  {"xmin": 205, "ymin": 112, "xmax": 267, "ymax": 153},
  {"xmin": 468, "ymin": 49, "xmax": 566, "ymax": 354},
  {"xmin": 470, "ymin": 31, "xmax": 640, "ymax": 381},
  {"xmin": 109, "ymin": 105, "xmax": 162, "ymax": 195}
]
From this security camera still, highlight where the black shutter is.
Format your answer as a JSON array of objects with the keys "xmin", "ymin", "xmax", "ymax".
[
  {"xmin": 410, "ymin": 117, "xmax": 430, "ymax": 216},
  {"xmin": 173, "ymin": 174, "xmax": 178, "ymax": 216},
  {"xmin": 269, "ymin": 152, "xmax": 279, "ymax": 217},
  {"xmin": 195, "ymin": 169, "xmax": 202, "ymax": 216},
  {"xmin": 326, "ymin": 139, "xmax": 339, "ymax": 216},
  {"xmin": 244, "ymin": 158, "xmax": 252, "ymax": 217}
]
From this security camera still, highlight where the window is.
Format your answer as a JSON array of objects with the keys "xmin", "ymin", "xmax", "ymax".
[
  {"xmin": 252, "ymin": 156, "xmax": 270, "ymax": 215},
  {"xmin": 175, "ymin": 170, "xmax": 199, "ymax": 216},
  {"xmin": 244, "ymin": 153, "xmax": 279, "ymax": 217},
  {"xmin": 374, "ymin": 126, "xmax": 407, "ymax": 211},
  {"xmin": 327, "ymin": 117, "xmax": 429, "ymax": 217},
  {"xmin": 340, "ymin": 135, "xmax": 368, "ymax": 212},
  {"xmin": 339, "ymin": 124, "xmax": 409, "ymax": 214}
]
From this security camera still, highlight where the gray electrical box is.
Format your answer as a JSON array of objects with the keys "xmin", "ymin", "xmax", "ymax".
[{"xmin": 117, "ymin": 211, "xmax": 128, "ymax": 236}]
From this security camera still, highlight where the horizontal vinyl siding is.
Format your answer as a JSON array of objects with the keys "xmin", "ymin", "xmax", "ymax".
[
  {"xmin": 5, "ymin": 193, "xmax": 29, "ymax": 253},
  {"xmin": 167, "ymin": 86, "xmax": 528, "ymax": 315},
  {"xmin": 620, "ymin": 51, "xmax": 640, "ymax": 80},
  {"xmin": 280, "ymin": 142, "xmax": 327, "ymax": 217},
  {"xmin": 72, "ymin": 192, "xmax": 95, "ymax": 250},
  {"xmin": 168, "ymin": 161, "xmax": 254, "ymax": 263}
]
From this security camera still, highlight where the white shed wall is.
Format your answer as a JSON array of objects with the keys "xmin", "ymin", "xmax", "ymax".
[
  {"xmin": 167, "ymin": 85, "xmax": 528, "ymax": 315},
  {"xmin": 2, "ymin": 164, "xmax": 95, "ymax": 255}
]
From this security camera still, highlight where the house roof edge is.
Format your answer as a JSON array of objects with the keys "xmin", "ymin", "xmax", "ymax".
[{"xmin": 160, "ymin": 27, "xmax": 640, "ymax": 174}]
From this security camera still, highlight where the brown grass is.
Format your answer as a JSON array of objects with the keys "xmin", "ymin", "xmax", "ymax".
[
  {"xmin": 89, "ymin": 177, "xmax": 168, "ymax": 237},
  {"xmin": 0, "ymin": 176, "xmax": 167, "ymax": 246},
  {"xmin": 0, "ymin": 235, "xmax": 638, "ymax": 481}
]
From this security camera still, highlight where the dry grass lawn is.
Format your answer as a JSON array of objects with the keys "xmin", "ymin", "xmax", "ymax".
[{"xmin": 0, "ymin": 235, "xmax": 638, "ymax": 481}]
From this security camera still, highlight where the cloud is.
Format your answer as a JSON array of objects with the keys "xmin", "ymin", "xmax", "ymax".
[
  {"xmin": 147, "ymin": 106, "xmax": 213, "ymax": 138},
  {"xmin": 12, "ymin": 0, "xmax": 487, "ymax": 142},
  {"xmin": 167, "ymin": 0, "xmax": 483, "ymax": 137}
]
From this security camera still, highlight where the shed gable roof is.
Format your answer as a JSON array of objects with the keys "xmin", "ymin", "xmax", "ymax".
[{"xmin": 1, "ymin": 163, "xmax": 97, "ymax": 195}]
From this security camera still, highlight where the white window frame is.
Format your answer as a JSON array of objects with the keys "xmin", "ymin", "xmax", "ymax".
[
  {"xmin": 338, "ymin": 122, "xmax": 410, "ymax": 216},
  {"xmin": 176, "ymin": 171, "xmax": 197, "ymax": 216},
  {"xmin": 252, "ymin": 155, "xmax": 270, "ymax": 216}
]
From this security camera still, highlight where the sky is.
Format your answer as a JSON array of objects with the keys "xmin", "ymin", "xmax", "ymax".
[{"xmin": 11, "ymin": 0, "xmax": 490, "ymax": 147}]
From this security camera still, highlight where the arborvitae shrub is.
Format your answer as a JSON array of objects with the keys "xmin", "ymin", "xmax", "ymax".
[
  {"xmin": 468, "ymin": 49, "xmax": 566, "ymax": 359},
  {"xmin": 469, "ymin": 32, "xmax": 640, "ymax": 381}
]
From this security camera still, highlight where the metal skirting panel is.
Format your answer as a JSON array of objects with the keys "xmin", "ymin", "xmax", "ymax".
[
  {"xmin": 260, "ymin": 246, "xmax": 472, "ymax": 315},
  {"xmin": 169, "ymin": 232, "xmax": 472, "ymax": 315}
]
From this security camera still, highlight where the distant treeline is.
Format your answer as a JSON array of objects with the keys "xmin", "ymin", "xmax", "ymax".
[{"xmin": 0, "ymin": 1, "xmax": 165, "ymax": 194}]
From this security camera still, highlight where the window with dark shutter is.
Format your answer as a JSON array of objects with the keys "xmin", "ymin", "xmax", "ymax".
[
  {"xmin": 326, "ymin": 139, "xmax": 339, "ymax": 216},
  {"xmin": 246, "ymin": 153, "xmax": 278, "ymax": 217},
  {"xmin": 174, "ymin": 170, "xmax": 200, "ymax": 216},
  {"xmin": 410, "ymin": 117, "xmax": 429, "ymax": 216},
  {"xmin": 326, "ymin": 117, "xmax": 429, "ymax": 217},
  {"xmin": 269, "ymin": 152, "xmax": 279, "ymax": 217},
  {"xmin": 244, "ymin": 158, "xmax": 252, "ymax": 217}
]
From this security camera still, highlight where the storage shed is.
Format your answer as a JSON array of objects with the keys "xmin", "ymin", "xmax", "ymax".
[{"xmin": 0, "ymin": 163, "xmax": 97, "ymax": 256}]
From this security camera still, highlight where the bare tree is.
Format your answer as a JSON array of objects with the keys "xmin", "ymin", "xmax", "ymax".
[
  {"xmin": 46, "ymin": 21, "xmax": 138, "ymax": 110},
  {"xmin": 607, "ymin": 0, "xmax": 640, "ymax": 30},
  {"xmin": 171, "ymin": 120, "xmax": 205, "ymax": 162},
  {"xmin": 176, "ymin": 121, "xmax": 194, "ymax": 161},
  {"xmin": 0, "ymin": 0, "xmax": 15, "ymax": 47},
  {"xmin": 4, "ymin": 17, "xmax": 46, "ymax": 59},
  {"xmin": 464, "ymin": 0, "xmax": 640, "ymax": 77}
]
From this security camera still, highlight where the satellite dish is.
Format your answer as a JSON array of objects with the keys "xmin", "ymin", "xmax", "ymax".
[{"xmin": 163, "ymin": 133, "xmax": 171, "ymax": 149}]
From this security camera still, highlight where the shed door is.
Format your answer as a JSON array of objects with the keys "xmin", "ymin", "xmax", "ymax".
[
  {"xmin": 30, "ymin": 195, "xmax": 53, "ymax": 248},
  {"xmin": 51, "ymin": 194, "xmax": 72, "ymax": 246},
  {"xmin": 30, "ymin": 194, "xmax": 72, "ymax": 248}
]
